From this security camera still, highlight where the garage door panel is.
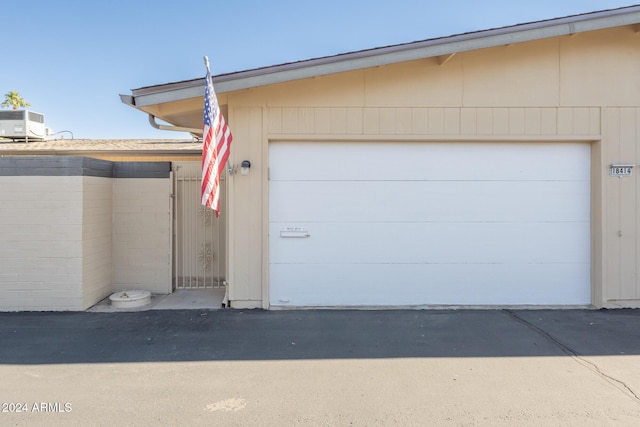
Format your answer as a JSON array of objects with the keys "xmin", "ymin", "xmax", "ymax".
[
  {"xmin": 270, "ymin": 221, "xmax": 590, "ymax": 264},
  {"xmin": 269, "ymin": 141, "xmax": 591, "ymax": 307},
  {"xmin": 270, "ymin": 142, "xmax": 590, "ymax": 182},
  {"xmin": 270, "ymin": 180, "xmax": 589, "ymax": 223},
  {"xmin": 269, "ymin": 263, "xmax": 591, "ymax": 306}
]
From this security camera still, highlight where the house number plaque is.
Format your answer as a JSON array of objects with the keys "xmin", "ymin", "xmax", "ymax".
[{"xmin": 609, "ymin": 164, "xmax": 634, "ymax": 178}]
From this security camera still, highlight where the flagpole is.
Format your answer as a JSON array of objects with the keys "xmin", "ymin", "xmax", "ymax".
[{"xmin": 203, "ymin": 56, "xmax": 210, "ymax": 74}]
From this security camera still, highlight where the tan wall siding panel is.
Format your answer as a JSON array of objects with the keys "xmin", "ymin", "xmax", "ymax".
[
  {"xmin": 379, "ymin": 108, "xmax": 396, "ymax": 135},
  {"xmin": 363, "ymin": 108, "xmax": 380, "ymax": 134},
  {"xmin": 602, "ymin": 107, "xmax": 640, "ymax": 304},
  {"xmin": 637, "ymin": 117, "xmax": 640, "ymax": 301},
  {"xmin": 396, "ymin": 108, "xmax": 413, "ymax": 135},
  {"xmin": 619, "ymin": 108, "xmax": 638, "ymax": 300},
  {"xmin": 269, "ymin": 107, "xmax": 600, "ymax": 138},
  {"xmin": 508, "ymin": 108, "xmax": 525, "ymax": 135},
  {"xmin": 299, "ymin": 108, "xmax": 316, "ymax": 134},
  {"xmin": 476, "ymin": 109, "xmax": 493, "ymax": 135},
  {"xmin": 0, "ymin": 176, "xmax": 84, "ymax": 311},
  {"xmin": 557, "ymin": 108, "xmax": 574, "ymax": 135},
  {"xmin": 561, "ymin": 27, "xmax": 640, "ymax": 106},
  {"xmin": 412, "ymin": 108, "xmax": 428, "ymax": 134},
  {"xmin": 492, "ymin": 108, "xmax": 509, "ymax": 135},
  {"xmin": 347, "ymin": 108, "xmax": 364, "ymax": 135},
  {"xmin": 264, "ymin": 72, "xmax": 365, "ymax": 107},
  {"xmin": 525, "ymin": 109, "xmax": 541, "ymax": 135},
  {"xmin": 331, "ymin": 108, "xmax": 348, "ymax": 134},
  {"xmin": 443, "ymin": 109, "xmax": 461, "ymax": 135},
  {"xmin": 282, "ymin": 108, "xmax": 299, "ymax": 134},
  {"xmin": 604, "ymin": 108, "xmax": 622, "ymax": 300},
  {"xmin": 540, "ymin": 108, "xmax": 558, "ymax": 135},
  {"xmin": 268, "ymin": 107, "xmax": 282, "ymax": 134},
  {"xmin": 426, "ymin": 108, "xmax": 445, "ymax": 134},
  {"xmin": 460, "ymin": 108, "xmax": 477, "ymax": 134},
  {"xmin": 82, "ymin": 177, "xmax": 113, "ymax": 309},
  {"xmin": 229, "ymin": 107, "xmax": 264, "ymax": 302},
  {"xmin": 573, "ymin": 108, "xmax": 592, "ymax": 135},
  {"xmin": 462, "ymin": 39, "xmax": 560, "ymax": 107},
  {"xmin": 315, "ymin": 108, "xmax": 331, "ymax": 134},
  {"xmin": 364, "ymin": 58, "xmax": 463, "ymax": 107},
  {"xmin": 112, "ymin": 178, "xmax": 171, "ymax": 294},
  {"xmin": 590, "ymin": 108, "xmax": 601, "ymax": 135},
  {"xmin": 637, "ymin": 109, "xmax": 640, "ymax": 300}
]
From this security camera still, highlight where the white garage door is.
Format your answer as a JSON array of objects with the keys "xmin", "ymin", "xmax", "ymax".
[{"xmin": 269, "ymin": 142, "xmax": 591, "ymax": 307}]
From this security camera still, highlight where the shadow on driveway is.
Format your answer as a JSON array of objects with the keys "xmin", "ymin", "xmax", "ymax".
[{"xmin": 1, "ymin": 309, "xmax": 639, "ymax": 364}]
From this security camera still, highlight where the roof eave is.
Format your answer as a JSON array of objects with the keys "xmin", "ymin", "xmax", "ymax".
[{"xmin": 125, "ymin": 6, "xmax": 640, "ymax": 108}]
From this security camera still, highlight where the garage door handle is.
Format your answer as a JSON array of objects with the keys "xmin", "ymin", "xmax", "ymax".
[{"xmin": 280, "ymin": 231, "xmax": 310, "ymax": 238}]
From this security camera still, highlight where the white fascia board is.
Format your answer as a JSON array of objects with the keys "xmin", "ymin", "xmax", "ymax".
[
  {"xmin": 132, "ymin": 86, "xmax": 204, "ymax": 108},
  {"xmin": 572, "ymin": 9, "xmax": 640, "ymax": 32},
  {"xmin": 129, "ymin": 8, "xmax": 640, "ymax": 108}
]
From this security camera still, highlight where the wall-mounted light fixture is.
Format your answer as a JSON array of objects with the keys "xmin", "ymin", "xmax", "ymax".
[{"xmin": 240, "ymin": 160, "xmax": 251, "ymax": 176}]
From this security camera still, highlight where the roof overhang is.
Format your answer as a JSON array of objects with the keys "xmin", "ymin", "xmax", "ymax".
[{"xmin": 122, "ymin": 5, "xmax": 640, "ymax": 110}]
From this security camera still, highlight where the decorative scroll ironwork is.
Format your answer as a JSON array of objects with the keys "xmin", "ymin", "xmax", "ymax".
[
  {"xmin": 198, "ymin": 242, "xmax": 212, "ymax": 271},
  {"xmin": 198, "ymin": 205, "xmax": 212, "ymax": 226}
]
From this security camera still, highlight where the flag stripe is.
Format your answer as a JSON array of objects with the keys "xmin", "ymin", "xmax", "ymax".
[{"xmin": 201, "ymin": 69, "xmax": 233, "ymax": 216}]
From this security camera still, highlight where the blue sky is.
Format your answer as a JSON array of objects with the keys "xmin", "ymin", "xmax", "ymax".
[{"xmin": 1, "ymin": 1, "xmax": 635, "ymax": 140}]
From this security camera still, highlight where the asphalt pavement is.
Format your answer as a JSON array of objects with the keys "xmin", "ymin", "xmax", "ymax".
[{"xmin": 1, "ymin": 308, "xmax": 640, "ymax": 426}]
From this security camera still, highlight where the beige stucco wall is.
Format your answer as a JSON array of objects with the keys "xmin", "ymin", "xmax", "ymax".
[
  {"xmin": 112, "ymin": 178, "xmax": 171, "ymax": 294},
  {"xmin": 0, "ymin": 176, "xmax": 84, "ymax": 311},
  {"xmin": 215, "ymin": 26, "xmax": 640, "ymax": 309}
]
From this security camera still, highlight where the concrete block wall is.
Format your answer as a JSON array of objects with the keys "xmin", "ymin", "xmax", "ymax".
[
  {"xmin": 82, "ymin": 176, "xmax": 113, "ymax": 309},
  {"xmin": 0, "ymin": 175, "xmax": 84, "ymax": 310},
  {"xmin": 0, "ymin": 157, "xmax": 172, "ymax": 311},
  {"xmin": 112, "ymin": 178, "xmax": 171, "ymax": 294}
]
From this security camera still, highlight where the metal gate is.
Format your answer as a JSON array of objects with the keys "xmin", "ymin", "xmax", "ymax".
[{"xmin": 172, "ymin": 162, "xmax": 227, "ymax": 289}]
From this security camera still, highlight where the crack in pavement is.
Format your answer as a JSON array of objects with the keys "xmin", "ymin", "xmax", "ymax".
[{"xmin": 504, "ymin": 309, "xmax": 640, "ymax": 405}]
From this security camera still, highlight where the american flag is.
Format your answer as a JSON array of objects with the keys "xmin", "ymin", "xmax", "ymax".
[{"xmin": 201, "ymin": 69, "xmax": 232, "ymax": 216}]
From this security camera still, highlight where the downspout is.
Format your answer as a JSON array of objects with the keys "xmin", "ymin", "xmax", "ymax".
[{"xmin": 148, "ymin": 114, "xmax": 202, "ymax": 135}]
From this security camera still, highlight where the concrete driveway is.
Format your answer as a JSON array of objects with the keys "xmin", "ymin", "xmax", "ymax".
[{"xmin": 1, "ymin": 309, "xmax": 640, "ymax": 426}]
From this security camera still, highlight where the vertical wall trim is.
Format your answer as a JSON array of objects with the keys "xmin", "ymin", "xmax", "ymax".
[
  {"xmin": 591, "ymin": 137, "xmax": 604, "ymax": 307},
  {"xmin": 168, "ymin": 168, "xmax": 175, "ymax": 294},
  {"xmin": 262, "ymin": 106, "xmax": 271, "ymax": 309},
  {"xmin": 227, "ymin": 107, "xmax": 235, "ymax": 303}
]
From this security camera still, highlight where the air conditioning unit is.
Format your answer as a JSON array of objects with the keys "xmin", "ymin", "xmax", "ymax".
[{"xmin": 0, "ymin": 110, "xmax": 47, "ymax": 141}]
